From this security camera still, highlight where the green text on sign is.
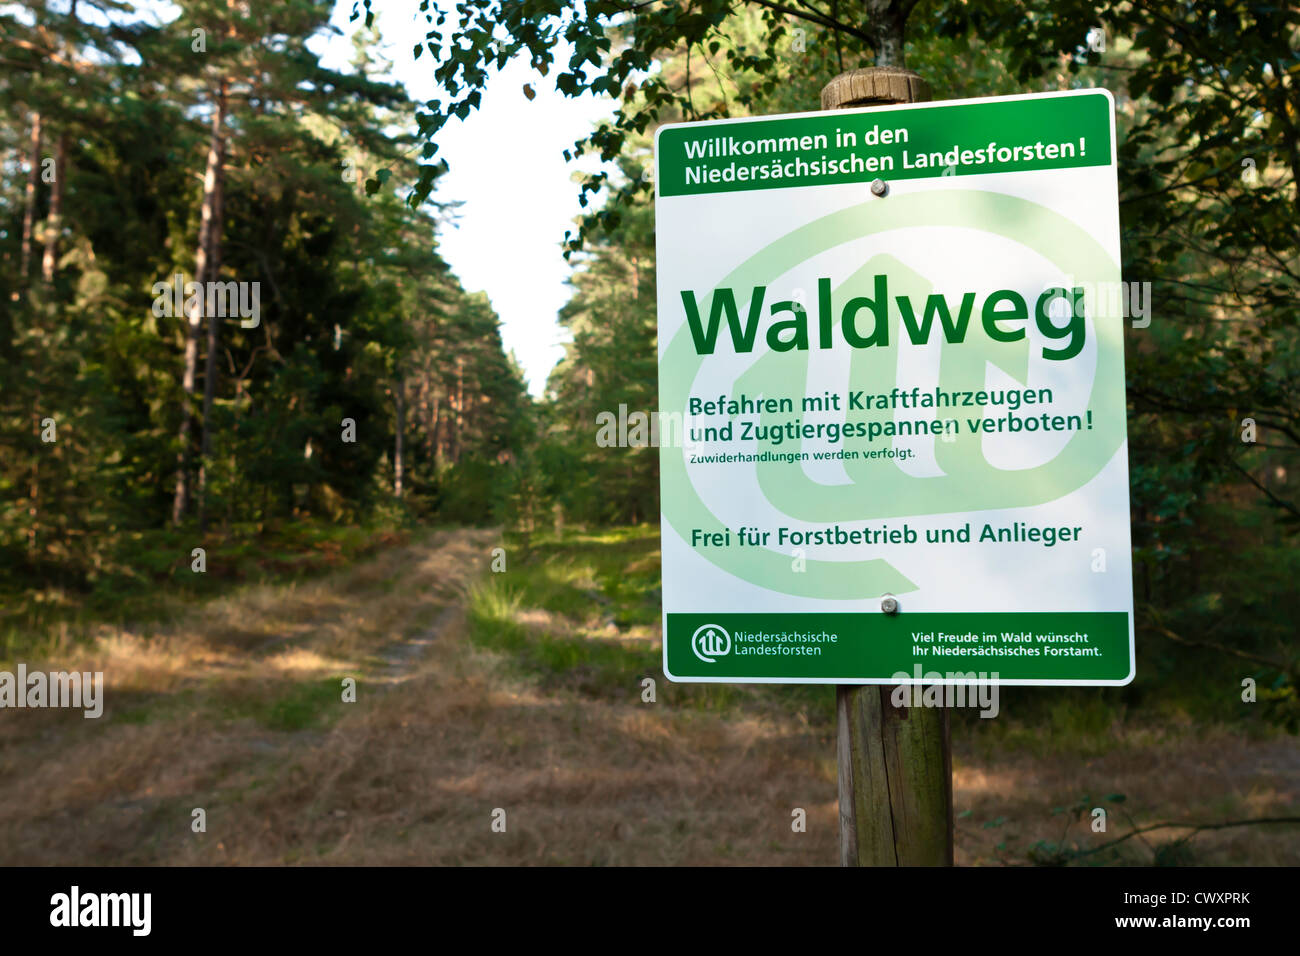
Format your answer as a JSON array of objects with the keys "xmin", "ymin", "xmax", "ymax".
[{"xmin": 665, "ymin": 612, "xmax": 1131, "ymax": 683}]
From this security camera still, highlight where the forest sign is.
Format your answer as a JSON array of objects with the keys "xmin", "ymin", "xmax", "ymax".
[{"xmin": 654, "ymin": 89, "xmax": 1135, "ymax": 685}]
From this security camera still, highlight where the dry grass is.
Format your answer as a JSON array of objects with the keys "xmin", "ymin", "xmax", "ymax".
[
  {"xmin": 1, "ymin": 527, "xmax": 1295, "ymax": 865},
  {"xmin": 953, "ymin": 730, "xmax": 1300, "ymax": 865}
]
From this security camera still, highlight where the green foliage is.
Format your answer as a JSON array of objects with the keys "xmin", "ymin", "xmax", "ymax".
[{"xmin": 0, "ymin": 1, "xmax": 532, "ymax": 604}]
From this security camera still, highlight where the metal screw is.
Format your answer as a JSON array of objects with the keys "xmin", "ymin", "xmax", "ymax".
[
  {"xmin": 870, "ymin": 178, "xmax": 888, "ymax": 197},
  {"xmin": 881, "ymin": 594, "xmax": 899, "ymax": 615}
]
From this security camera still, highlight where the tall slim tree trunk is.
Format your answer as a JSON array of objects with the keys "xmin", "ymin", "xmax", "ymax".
[
  {"xmin": 39, "ymin": 0, "xmax": 75, "ymax": 286},
  {"xmin": 21, "ymin": 112, "xmax": 45, "ymax": 556},
  {"xmin": 420, "ymin": 373, "xmax": 433, "ymax": 466},
  {"xmin": 451, "ymin": 358, "xmax": 464, "ymax": 464},
  {"xmin": 173, "ymin": 80, "xmax": 228, "ymax": 526},
  {"xmin": 28, "ymin": 410, "xmax": 40, "ymax": 558},
  {"xmin": 19, "ymin": 112, "xmax": 43, "ymax": 291},
  {"xmin": 196, "ymin": 78, "xmax": 229, "ymax": 533},
  {"xmin": 394, "ymin": 380, "xmax": 405, "ymax": 498},
  {"xmin": 864, "ymin": 0, "xmax": 908, "ymax": 67},
  {"xmin": 41, "ymin": 132, "xmax": 68, "ymax": 284},
  {"xmin": 430, "ymin": 392, "xmax": 442, "ymax": 468}
]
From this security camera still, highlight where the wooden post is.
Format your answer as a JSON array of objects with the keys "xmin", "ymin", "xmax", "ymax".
[{"xmin": 822, "ymin": 67, "xmax": 954, "ymax": 866}]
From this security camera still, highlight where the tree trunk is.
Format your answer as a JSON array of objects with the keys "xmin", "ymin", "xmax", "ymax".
[
  {"xmin": 28, "ymin": 412, "xmax": 40, "ymax": 558},
  {"xmin": 197, "ymin": 78, "xmax": 229, "ymax": 533},
  {"xmin": 173, "ymin": 79, "xmax": 228, "ymax": 526},
  {"xmin": 451, "ymin": 358, "xmax": 465, "ymax": 464},
  {"xmin": 394, "ymin": 379, "xmax": 406, "ymax": 498},
  {"xmin": 21, "ymin": 111, "xmax": 45, "ymax": 556},
  {"xmin": 430, "ymin": 392, "xmax": 442, "ymax": 468},
  {"xmin": 421, "ymin": 372, "xmax": 433, "ymax": 466},
  {"xmin": 41, "ymin": 132, "xmax": 68, "ymax": 284},
  {"xmin": 864, "ymin": 0, "xmax": 908, "ymax": 68},
  {"xmin": 40, "ymin": 0, "xmax": 75, "ymax": 286},
  {"xmin": 18, "ymin": 112, "xmax": 43, "ymax": 291}
]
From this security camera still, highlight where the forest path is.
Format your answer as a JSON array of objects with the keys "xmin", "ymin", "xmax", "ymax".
[
  {"xmin": 0, "ymin": 527, "xmax": 499, "ymax": 864},
  {"xmin": 1, "ymin": 526, "xmax": 1296, "ymax": 866}
]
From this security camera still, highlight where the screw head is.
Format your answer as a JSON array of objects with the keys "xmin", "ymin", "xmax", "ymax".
[
  {"xmin": 881, "ymin": 595, "xmax": 899, "ymax": 615},
  {"xmin": 870, "ymin": 178, "xmax": 888, "ymax": 197}
]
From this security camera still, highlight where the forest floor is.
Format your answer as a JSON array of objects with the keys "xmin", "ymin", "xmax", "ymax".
[{"xmin": 1, "ymin": 525, "xmax": 1296, "ymax": 865}]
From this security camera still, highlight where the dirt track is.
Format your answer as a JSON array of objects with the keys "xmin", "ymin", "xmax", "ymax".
[{"xmin": 1, "ymin": 528, "xmax": 1295, "ymax": 865}]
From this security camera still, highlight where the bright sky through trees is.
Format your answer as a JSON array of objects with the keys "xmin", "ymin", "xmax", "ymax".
[
  {"xmin": 318, "ymin": 0, "xmax": 615, "ymax": 396},
  {"xmin": 20, "ymin": 0, "xmax": 616, "ymax": 396}
]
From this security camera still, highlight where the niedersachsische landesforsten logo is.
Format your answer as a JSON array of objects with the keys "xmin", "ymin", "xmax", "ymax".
[{"xmin": 692, "ymin": 624, "xmax": 732, "ymax": 662}]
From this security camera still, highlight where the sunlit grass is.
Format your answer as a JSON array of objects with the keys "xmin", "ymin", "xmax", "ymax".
[
  {"xmin": 1, "ymin": 523, "xmax": 1295, "ymax": 866},
  {"xmin": 0, "ymin": 521, "xmax": 416, "ymax": 663}
]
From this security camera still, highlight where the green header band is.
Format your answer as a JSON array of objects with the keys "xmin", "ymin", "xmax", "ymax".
[{"xmin": 657, "ymin": 91, "xmax": 1114, "ymax": 197}]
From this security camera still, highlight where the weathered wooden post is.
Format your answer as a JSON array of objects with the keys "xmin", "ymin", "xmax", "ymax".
[{"xmin": 821, "ymin": 66, "xmax": 955, "ymax": 867}]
